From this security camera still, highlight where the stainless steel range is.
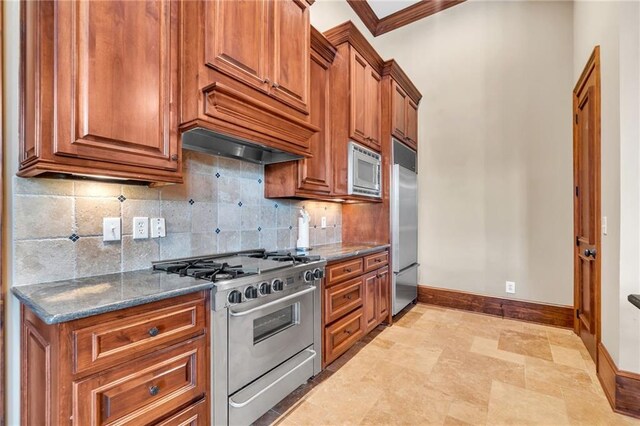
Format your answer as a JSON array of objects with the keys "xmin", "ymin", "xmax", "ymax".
[{"xmin": 153, "ymin": 250, "xmax": 325, "ymax": 425}]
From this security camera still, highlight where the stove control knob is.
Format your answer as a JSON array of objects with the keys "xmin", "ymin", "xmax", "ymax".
[
  {"xmin": 244, "ymin": 286, "xmax": 258, "ymax": 299},
  {"xmin": 304, "ymin": 270, "xmax": 314, "ymax": 282},
  {"xmin": 313, "ymin": 268, "xmax": 324, "ymax": 280},
  {"xmin": 259, "ymin": 282, "xmax": 271, "ymax": 296},
  {"xmin": 228, "ymin": 290, "xmax": 242, "ymax": 304},
  {"xmin": 272, "ymin": 279, "xmax": 284, "ymax": 292}
]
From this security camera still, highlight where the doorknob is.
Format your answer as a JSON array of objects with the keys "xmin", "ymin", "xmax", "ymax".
[{"xmin": 584, "ymin": 248, "xmax": 597, "ymax": 258}]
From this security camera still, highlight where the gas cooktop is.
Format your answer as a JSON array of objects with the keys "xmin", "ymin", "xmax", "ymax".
[{"xmin": 152, "ymin": 249, "xmax": 322, "ymax": 283}]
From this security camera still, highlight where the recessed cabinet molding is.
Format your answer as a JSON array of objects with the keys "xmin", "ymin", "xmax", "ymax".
[
  {"xmin": 182, "ymin": 0, "xmax": 318, "ymax": 158},
  {"xmin": 19, "ymin": 0, "xmax": 182, "ymax": 183}
]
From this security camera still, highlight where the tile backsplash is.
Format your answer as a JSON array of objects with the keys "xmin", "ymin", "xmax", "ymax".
[{"xmin": 13, "ymin": 151, "xmax": 342, "ymax": 285}]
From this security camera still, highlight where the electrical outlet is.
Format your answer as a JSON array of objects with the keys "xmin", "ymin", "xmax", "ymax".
[
  {"xmin": 602, "ymin": 216, "xmax": 608, "ymax": 235},
  {"xmin": 506, "ymin": 281, "xmax": 516, "ymax": 294},
  {"xmin": 133, "ymin": 217, "xmax": 149, "ymax": 239},
  {"xmin": 321, "ymin": 217, "xmax": 327, "ymax": 229},
  {"xmin": 103, "ymin": 217, "xmax": 121, "ymax": 242},
  {"xmin": 150, "ymin": 217, "xmax": 166, "ymax": 238}
]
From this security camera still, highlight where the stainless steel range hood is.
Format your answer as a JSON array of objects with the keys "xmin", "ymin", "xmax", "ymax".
[{"xmin": 182, "ymin": 127, "xmax": 304, "ymax": 165}]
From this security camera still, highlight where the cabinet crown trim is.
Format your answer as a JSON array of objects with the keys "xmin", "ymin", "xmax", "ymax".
[
  {"xmin": 311, "ymin": 26, "xmax": 337, "ymax": 63},
  {"xmin": 382, "ymin": 59, "xmax": 422, "ymax": 104},
  {"xmin": 323, "ymin": 21, "xmax": 384, "ymax": 72}
]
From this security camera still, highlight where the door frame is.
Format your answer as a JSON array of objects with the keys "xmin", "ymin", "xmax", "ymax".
[{"xmin": 572, "ymin": 46, "xmax": 602, "ymax": 365}]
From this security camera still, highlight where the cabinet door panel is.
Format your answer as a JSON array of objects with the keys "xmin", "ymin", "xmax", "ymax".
[
  {"xmin": 406, "ymin": 99, "xmax": 419, "ymax": 149},
  {"xmin": 349, "ymin": 50, "xmax": 367, "ymax": 144},
  {"xmin": 392, "ymin": 82, "xmax": 407, "ymax": 140},
  {"xmin": 363, "ymin": 271, "xmax": 378, "ymax": 333},
  {"xmin": 365, "ymin": 67, "xmax": 381, "ymax": 150},
  {"xmin": 377, "ymin": 267, "xmax": 390, "ymax": 322},
  {"xmin": 298, "ymin": 51, "xmax": 331, "ymax": 193},
  {"xmin": 55, "ymin": 1, "xmax": 178, "ymax": 170},
  {"xmin": 205, "ymin": 0, "xmax": 269, "ymax": 92},
  {"xmin": 270, "ymin": 0, "xmax": 310, "ymax": 113}
]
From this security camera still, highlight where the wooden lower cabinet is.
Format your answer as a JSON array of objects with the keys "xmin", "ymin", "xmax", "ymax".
[
  {"xmin": 322, "ymin": 250, "xmax": 390, "ymax": 367},
  {"xmin": 21, "ymin": 292, "xmax": 209, "ymax": 426}
]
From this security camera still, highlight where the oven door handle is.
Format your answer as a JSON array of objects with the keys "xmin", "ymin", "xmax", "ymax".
[
  {"xmin": 228, "ymin": 286, "xmax": 316, "ymax": 317},
  {"xmin": 228, "ymin": 349, "xmax": 317, "ymax": 409}
]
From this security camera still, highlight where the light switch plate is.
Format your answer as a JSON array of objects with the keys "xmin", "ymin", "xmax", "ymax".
[
  {"xmin": 133, "ymin": 217, "xmax": 149, "ymax": 239},
  {"xmin": 506, "ymin": 281, "xmax": 516, "ymax": 294},
  {"xmin": 602, "ymin": 216, "xmax": 608, "ymax": 235},
  {"xmin": 103, "ymin": 217, "xmax": 121, "ymax": 242},
  {"xmin": 150, "ymin": 217, "xmax": 166, "ymax": 238},
  {"xmin": 321, "ymin": 217, "xmax": 327, "ymax": 229}
]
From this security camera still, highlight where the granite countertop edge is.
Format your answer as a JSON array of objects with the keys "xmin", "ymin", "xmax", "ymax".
[
  {"xmin": 318, "ymin": 244, "xmax": 390, "ymax": 262},
  {"xmin": 11, "ymin": 281, "xmax": 214, "ymax": 325},
  {"xmin": 629, "ymin": 294, "xmax": 640, "ymax": 310}
]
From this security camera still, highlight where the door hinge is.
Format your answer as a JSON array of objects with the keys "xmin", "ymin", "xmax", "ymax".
[
  {"xmin": 576, "ymin": 236, "xmax": 579, "ymax": 246},
  {"xmin": 575, "ymin": 114, "xmax": 578, "ymax": 124},
  {"xmin": 575, "ymin": 186, "xmax": 579, "ymax": 197},
  {"xmin": 576, "ymin": 308, "xmax": 580, "ymax": 318}
]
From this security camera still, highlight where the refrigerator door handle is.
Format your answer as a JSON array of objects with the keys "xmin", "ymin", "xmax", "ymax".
[
  {"xmin": 394, "ymin": 263, "xmax": 419, "ymax": 275},
  {"xmin": 391, "ymin": 164, "xmax": 400, "ymax": 272}
]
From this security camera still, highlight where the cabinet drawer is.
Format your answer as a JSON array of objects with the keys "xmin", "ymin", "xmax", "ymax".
[
  {"xmin": 324, "ymin": 307, "xmax": 365, "ymax": 365},
  {"xmin": 72, "ymin": 295, "xmax": 206, "ymax": 374},
  {"xmin": 364, "ymin": 251, "xmax": 389, "ymax": 272},
  {"xmin": 325, "ymin": 276, "xmax": 364, "ymax": 324},
  {"xmin": 156, "ymin": 398, "xmax": 208, "ymax": 426},
  {"xmin": 73, "ymin": 337, "xmax": 206, "ymax": 426},
  {"xmin": 326, "ymin": 258, "xmax": 364, "ymax": 286}
]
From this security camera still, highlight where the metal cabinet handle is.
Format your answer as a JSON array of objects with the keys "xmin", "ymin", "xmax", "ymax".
[
  {"xmin": 264, "ymin": 78, "xmax": 271, "ymax": 84},
  {"xmin": 148, "ymin": 385, "xmax": 160, "ymax": 396},
  {"xmin": 148, "ymin": 327, "xmax": 160, "ymax": 337},
  {"xmin": 584, "ymin": 248, "xmax": 597, "ymax": 258},
  {"xmin": 272, "ymin": 82, "xmax": 280, "ymax": 88},
  {"xmin": 170, "ymin": 154, "xmax": 178, "ymax": 161},
  {"xmin": 375, "ymin": 259, "xmax": 382, "ymax": 263},
  {"xmin": 345, "ymin": 329, "xmax": 352, "ymax": 335},
  {"xmin": 345, "ymin": 295, "xmax": 352, "ymax": 300},
  {"xmin": 344, "ymin": 268, "xmax": 352, "ymax": 273}
]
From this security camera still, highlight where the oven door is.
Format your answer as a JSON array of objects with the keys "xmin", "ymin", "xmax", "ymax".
[{"xmin": 227, "ymin": 285, "xmax": 315, "ymax": 394}]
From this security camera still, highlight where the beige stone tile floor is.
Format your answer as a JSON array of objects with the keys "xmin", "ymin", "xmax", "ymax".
[{"xmin": 254, "ymin": 304, "xmax": 640, "ymax": 426}]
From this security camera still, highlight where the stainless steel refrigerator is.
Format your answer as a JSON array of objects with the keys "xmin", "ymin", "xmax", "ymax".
[{"xmin": 391, "ymin": 139, "xmax": 418, "ymax": 315}]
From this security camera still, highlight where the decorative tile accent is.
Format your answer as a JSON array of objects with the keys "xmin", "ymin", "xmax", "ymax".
[
  {"xmin": 189, "ymin": 199, "xmax": 195, "ymax": 205},
  {"xmin": 238, "ymin": 201, "xmax": 243, "ymax": 207},
  {"xmin": 69, "ymin": 233, "xmax": 80, "ymax": 242},
  {"xmin": 117, "ymin": 195, "xmax": 126, "ymax": 202},
  {"xmin": 215, "ymin": 228, "xmax": 221, "ymax": 234},
  {"xmin": 275, "ymin": 203, "xmax": 279, "ymax": 208},
  {"xmin": 289, "ymin": 225, "xmax": 293, "ymax": 230},
  {"xmin": 215, "ymin": 172, "xmax": 221, "ymax": 178},
  {"xmin": 258, "ymin": 227, "xmax": 262, "ymax": 232},
  {"xmin": 258, "ymin": 178, "xmax": 262, "ymax": 184}
]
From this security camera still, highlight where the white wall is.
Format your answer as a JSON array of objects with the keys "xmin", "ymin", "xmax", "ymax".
[{"xmin": 313, "ymin": 0, "xmax": 575, "ymax": 306}]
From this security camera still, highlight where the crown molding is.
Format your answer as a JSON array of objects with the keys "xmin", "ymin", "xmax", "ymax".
[
  {"xmin": 347, "ymin": 0, "xmax": 466, "ymax": 37},
  {"xmin": 310, "ymin": 26, "xmax": 337, "ymax": 63},
  {"xmin": 323, "ymin": 21, "xmax": 384, "ymax": 72}
]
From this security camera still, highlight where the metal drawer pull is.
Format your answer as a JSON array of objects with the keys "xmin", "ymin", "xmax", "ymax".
[
  {"xmin": 344, "ymin": 268, "xmax": 352, "ymax": 273},
  {"xmin": 345, "ymin": 295, "xmax": 352, "ymax": 300},
  {"xmin": 229, "ymin": 286, "xmax": 316, "ymax": 317},
  {"xmin": 149, "ymin": 385, "xmax": 160, "ymax": 396},
  {"xmin": 229, "ymin": 350, "xmax": 316, "ymax": 409},
  {"xmin": 148, "ymin": 327, "xmax": 160, "ymax": 337}
]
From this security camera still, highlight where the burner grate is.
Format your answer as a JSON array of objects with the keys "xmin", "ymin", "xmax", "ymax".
[
  {"xmin": 246, "ymin": 250, "xmax": 321, "ymax": 265},
  {"xmin": 153, "ymin": 258, "xmax": 258, "ymax": 282}
]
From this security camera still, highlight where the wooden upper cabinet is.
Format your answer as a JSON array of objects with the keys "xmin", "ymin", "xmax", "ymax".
[
  {"xmin": 392, "ymin": 82, "xmax": 408, "ymax": 139},
  {"xmin": 350, "ymin": 50, "xmax": 368, "ymax": 144},
  {"xmin": 203, "ymin": 0, "xmax": 309, "ymax": 114},
  {"xmin": 406, "ymin": 99, "xmax": 419, "ymax": 149},
  {"xmin": 264, "ymin": 26, "xmax": 335, "ymax": 199},
  {"xmin": 382, "ymin": 60, "xmax": 422, "ymax": 152},
  {"xmin": 365, "ymin": 67, "xmax": 382, "ymax": 150},
  {"xmin": 205, "ymin": 0, "xmax": 270, "ymax": 94},
  {"xmin": 19, "ymin": 0, "xmax": 182, "ymax": 183},
  {"xmin": 270, "ymin": 0, "xmax": 310, "ymax": 112}
]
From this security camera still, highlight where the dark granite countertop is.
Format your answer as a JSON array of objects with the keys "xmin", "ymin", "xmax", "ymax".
[
  {"xmin": 629, "ymin": 295, "xmax": 640, "ymax": 310},
  {"xmin": 12, "ymin": 243, "xmax": 390, "ymax": 325},
  {"xmin": 303, "ymin": 242, "xmax": 390, "ymax": 262},
  {"xmin": 11, "ymin": 270, "xmax": 213, "ymax": 325}
]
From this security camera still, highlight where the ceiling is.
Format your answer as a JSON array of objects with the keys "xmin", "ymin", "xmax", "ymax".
[
  {"xmin": 347, "ymin": 0, "xmax": 467, "ymax": 37},
  {"xmin": 367, "ymin": 0, "xmax": 422, "ymax": 18}
]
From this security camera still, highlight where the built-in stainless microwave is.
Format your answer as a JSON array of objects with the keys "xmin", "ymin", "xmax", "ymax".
[{"xmin": 348, "ymin": 141, "xmax": 382, "ymax": 198}]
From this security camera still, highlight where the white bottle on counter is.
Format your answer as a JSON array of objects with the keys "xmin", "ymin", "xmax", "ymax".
[{"xmin": 296, "ymin": 208, "xmax": 310, "ymax": 250}]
